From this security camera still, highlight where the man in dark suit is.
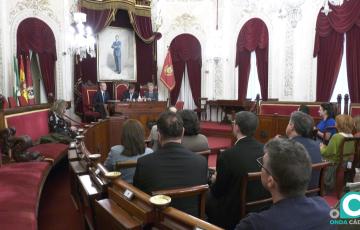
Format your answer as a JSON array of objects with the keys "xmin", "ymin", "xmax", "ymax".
[
  {"xmin": 235, "ymin": 138, "xmax": 333, "ymax": 230},
  {"xmin": 93, "ymin": 82, "xmax": 110, "ymax": 119},
  {"xmin": 144, "ymin": 82, "xmax": 158, "ymax": 101},
  {"xmin": 285, "ymin": 111, "xmax": 322, "ymax": 188},
  {"xmin": 206, "ymin": 111, "xmax": 267, "ymax": 229},
  {"xmin": 133, "ymin": 111, "xmax": 208, "ymax": 217},
  {"xmin": 122, "ymin": 84, "xmax": 139, "ymax": 101}
]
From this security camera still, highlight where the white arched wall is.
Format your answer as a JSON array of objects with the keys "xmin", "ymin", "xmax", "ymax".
[
  {"xmin": 231, "ymin": 14, "xmax": 274, "ymax": 100},
  {"xmin": 10, "ymin": 12, "xmax": 64, "ymax": 100},
  {"xmin": 157, "ymin": 15, "xmax": 207, "ymax": 102}
]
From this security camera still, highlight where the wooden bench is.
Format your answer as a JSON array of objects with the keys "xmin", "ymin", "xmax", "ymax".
[
  {"xmin": 94, "ymin": 178, "xmax": 222, "ymax": 229},
  {"xmin": 0, "ymin": 104, "xmax": 70, "ymax": 229}
]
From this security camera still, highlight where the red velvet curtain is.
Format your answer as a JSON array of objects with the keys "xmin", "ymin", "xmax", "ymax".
[
  {"xmin": 315, "ymin": 31, "xmax": 344, "ymax": 101},
  {"xmin": 17, "ymin": 18, "xmax": 56, "ymax": 97},
  {"xmin": 346, "ymin": 25, "xmax": 360, "ymax": 102},
  {"xmin": 235, "ymin": 18, "xmax": 268, "ymax": 100},
  {"xmin": 169, "ymin": 34, "xmax": 202, "ymax": 107},
  {"xmin": 314, "ymin": 0, "xmax": 360, "ymax": 102}
]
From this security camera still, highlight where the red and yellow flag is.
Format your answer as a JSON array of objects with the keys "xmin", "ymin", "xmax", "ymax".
[
  {"xmin": 25, "ymin": 54, "xmax": 35, "ymax": 104},
  {"xmin": 160, "ymin": 50, "xmax": 175, "ymax": 91},
  {"xmin": 19, "ymin": 55, "xmax": 28, "ymax": 102}
]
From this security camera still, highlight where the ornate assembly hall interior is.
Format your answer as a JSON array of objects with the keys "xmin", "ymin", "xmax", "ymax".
[{"xmin": 1, "ymin": 0, "xmax": 360, "ymax": 229}]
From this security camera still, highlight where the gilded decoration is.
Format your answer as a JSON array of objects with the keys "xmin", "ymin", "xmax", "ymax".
[{"xmin": 80, "ymin": 0, "xmax": 151, "ymax": 17}]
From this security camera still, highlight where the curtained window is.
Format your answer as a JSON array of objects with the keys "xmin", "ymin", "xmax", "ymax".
[
  {"xmin": 235, "ymin": 18, "xmax": 268, "ymax": 101},
  {"xmin": 246, "ymin": 52, "xmax": 261, "ymax": 100},
  {"xmin": 314, "ymin": 0, "xmax": 360, "ymax": 102},
  {"xmin": 330, "ymin": 35, "xmax": 349, "ymax": 107}
]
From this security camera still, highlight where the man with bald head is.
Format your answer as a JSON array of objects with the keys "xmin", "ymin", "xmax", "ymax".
[{"xmin": 93, "ymin": 82, "xmax": 110, "ymax": 119}]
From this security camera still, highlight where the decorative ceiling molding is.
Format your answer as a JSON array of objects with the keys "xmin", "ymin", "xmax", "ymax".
[
  {"xmin": 10, "ymin": 0, "xmax": 60, "ymax": 25},
  {"xmin": 80, "ymin": 0, "xmax": 151, "ymax": 17}
]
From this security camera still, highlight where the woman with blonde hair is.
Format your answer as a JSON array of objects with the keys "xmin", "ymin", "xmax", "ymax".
[
  {"xmin": 104, "ymin": 119, "xmax": 153, "ymax": 183},
  {"xmin": 48, "ymin": 100, "xmax": 75, "ymax": 138},
  {"xmin": 320, "ymin": 114, "xmax": 355, "ymax": 191}
]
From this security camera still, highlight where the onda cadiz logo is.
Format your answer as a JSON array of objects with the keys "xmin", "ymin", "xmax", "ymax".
[
  {"xmin": 330, "ymin": 192, "xmax": 360, "ymax": 225},
  {"xmin": 340, "ymin": 192, "xmax": 360, "ymax": 218}
]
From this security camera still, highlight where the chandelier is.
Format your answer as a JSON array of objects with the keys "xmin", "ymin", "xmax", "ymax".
[
  {"xmin": 68, "ymin": 12, "xmax": 96, "ymax": 61},
  {"xmin": 322, "ymin": 0, "xmax": 345, "ymax": 16}
]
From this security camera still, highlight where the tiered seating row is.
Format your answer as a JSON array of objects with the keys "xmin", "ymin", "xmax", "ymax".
[{"xmin": 0, "ymin": 104, "xmax": 69, "ymax": 230}]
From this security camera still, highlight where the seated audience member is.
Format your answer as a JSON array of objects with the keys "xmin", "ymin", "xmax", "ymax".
[
  {"xmin": 298, "ymin": 104, "xmax": 309, "ymax": 114},
  {"xmin": 286, "ymin": 111, "xmax": 322, "ymax": 189},
  {"xmin": 133, "ymin": 111, "xmax": 208, "ymax": 217},
  {"xmin": 144, "ymin": 82, "xmax": 158, "ymax": 101},
  {"xmin": 320, "ymin": 115, "xmax": 354, "ymax": 192},
  {"xmin": 149, "ymin": 106, "xmax": 177, "ymax": 151},
  {"xmin": 236, "ymin": 138, "xmax": 334, "ymax": 230},
  {"xmin": 206, "ymin": 111, "xmax": 266, "ymax": 229},
  {"xmin": 93, "ymin": 82, "xmax": 110, "ymax": 119},
  {"xmin": 122, "ymin": 83, "xmax": 139, "ymax": 101},
  {"xmin": 178, "ymin": 109, "xmax": 209, "ymax": 152},
  {"xmin": 353, "ymin": 115, "xmax": 360, "ymax": 137},
  {"xmin": 104, "ymin": 119, "xmax": 153, "ymax": 183},
  {"xmin": 43, "ymin": 100, "xmax": 76, "ymax": 144},
  {"xmin": 316, "ymin": 103, "xmax": 336, "ymax": 141},
  {"xmin": 49, "ymin": 100, "xmax": 76, "ymax": 137}
]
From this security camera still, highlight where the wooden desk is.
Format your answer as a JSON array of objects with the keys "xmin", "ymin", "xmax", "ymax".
[
  {"xmin": 207, "ymin": 100, "xmax": 255, "ymax": 122},
  {"xmin": 108, "ymin": 100, "xmax": 167, "ymax": 135}
]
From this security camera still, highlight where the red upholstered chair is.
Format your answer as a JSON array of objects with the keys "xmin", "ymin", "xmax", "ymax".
[
  {"xmin": 8, "ymin": 97, "xmax": 17, "ymax": 108},
  {"xmin": 114, "ymin": 83, "xmax": 128, "ymax": 100},
  {"xmin": 81, "ymin": 86, "xmax": 101, "ymax": 122},
  {"xmin": 18, "ymin": 96, "xmax": 29, "ymax": 107},
  {"xmin": 175, "ymin": 101, "xmax": 184, "ymax": 110}
]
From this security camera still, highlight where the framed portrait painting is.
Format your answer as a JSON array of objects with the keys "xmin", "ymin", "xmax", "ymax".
[{"xmin": 97, "ymin": 27, "xmax": 137, "ymax": 81}]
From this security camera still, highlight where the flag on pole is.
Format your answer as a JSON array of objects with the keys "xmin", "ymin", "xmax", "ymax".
[
  {"xmin": 19, "ymin": 55, "xmax": 28, "ymax": 102},
  {"xmin": 25, "ymin": 53, "xmax": 35, "ymax": 104},
  {"xmin": 160, "ymin": 49, "xmax": 175, "ymax": 91},
  {"xmin": 13, "ymin": 56, "xmax": 20, "ymax": 98}
]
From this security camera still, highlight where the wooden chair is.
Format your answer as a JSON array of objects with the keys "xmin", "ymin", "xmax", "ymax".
[
  {"xmin": 114, "ymin": 82, "xmax": 128, "ymax": 101},
  {"xmin": 240, "ymin": 162, "xmax": 330, "ymax": 218},
  {"xmin": 81, "ymin": 85, "xmax": 101, "ymax": 122},
  {"xmin": 152, "ymin": 184, "xmax": 209, "ymax": 220},
  {"xmin": 334, "ymin": 136, "xmax": 360, "ymax": 199},
  {"xmin": 175, "ymin": 101, "xmax": 184, "ymax": 110},
  {"xmin": 18, "ymin": 96, "xmax": 29, "ymax": 106},
  {"xmin": 115, "ymin": 160, "xmax": 137, "ymax": 170}
]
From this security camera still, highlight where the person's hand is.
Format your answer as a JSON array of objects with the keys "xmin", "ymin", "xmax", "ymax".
[
  {"xmin": 275, "ymin": 134, "xmax": 282, "ymax": 139},
  {"xmin": 320, "ymin": 142, "xmax": 325, "ymax": 149}
]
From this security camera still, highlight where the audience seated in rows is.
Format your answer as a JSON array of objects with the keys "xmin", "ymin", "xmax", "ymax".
[
  {"xmin": 235, "ymin": 138, "xmax": 334, "ymax": 230},
  {"xmin": 122, "ymin": 83, "xmax": 139, "ymax": 101},
  {"xmin": 206, "ymin": 111, "xmax": 267, "ymax": 229},
  {"xmin": 286, "ymin": 111, "xmax": 322, "ymax": 189},
  {"xmin": 178, "ymin": 109, "xmax": 209, "ymax": 152},
  {"xmin": 133, "ymin": 111, "xmax": 208, "ymax": 217},
  {"xmin": 104, "ymin": 119, "xmax": 153, "ymax": 183},
  {"xmin": 149, "ymin": 106, "xmax": 177, "ymax": 151},
  {"xmin": 320, "ymin": 115, "xmax": 354, "ymax": 192},
  {"xmin": 316, "ymin": 103, "xmax": 336, "ymax": 141},
  {"xmin": 93, "ymin": 82, "xmax": 110, "ymax": 119}
]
